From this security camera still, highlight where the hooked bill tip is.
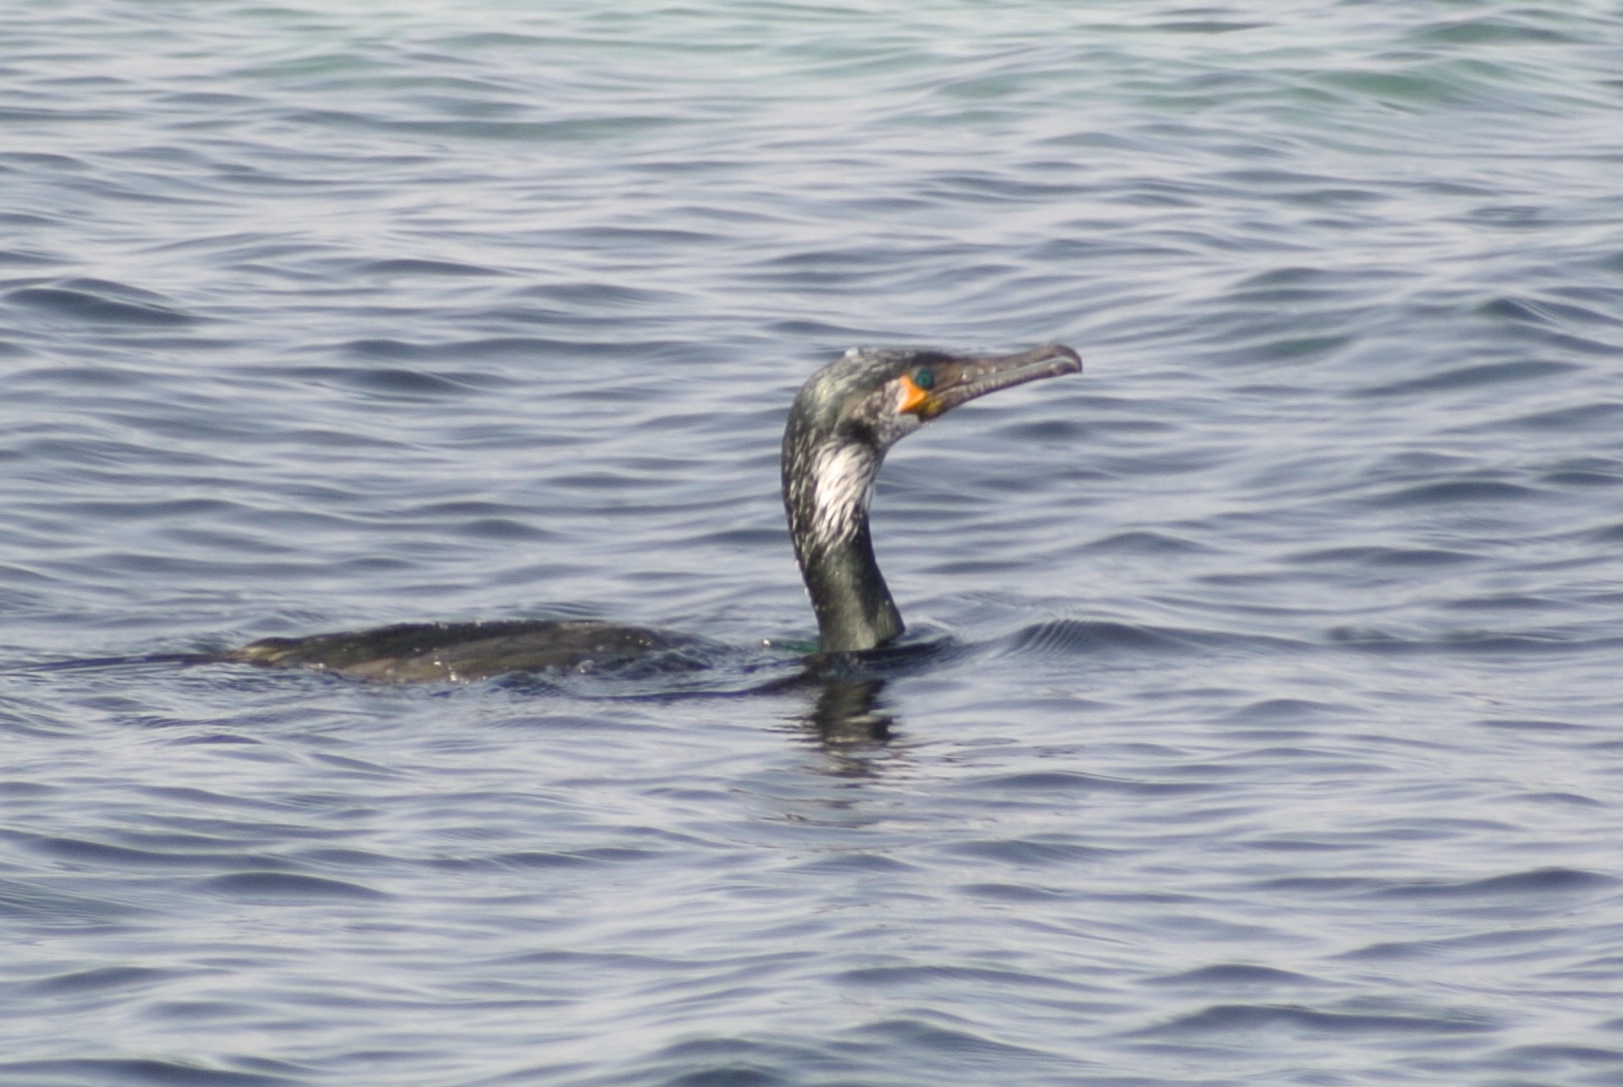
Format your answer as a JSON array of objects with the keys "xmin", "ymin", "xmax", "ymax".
[{"xmin": 1027, "ymin": 343, "xmax": 1082, "ymax": 373}]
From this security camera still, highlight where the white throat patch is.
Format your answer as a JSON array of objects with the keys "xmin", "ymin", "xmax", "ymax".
[{"xmin": 807, "ymin": 441, "xmax": 879, "ymax": 548}]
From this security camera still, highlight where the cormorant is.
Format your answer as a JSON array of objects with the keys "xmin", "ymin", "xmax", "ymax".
[{"xmin": 233, "ymin": 343, "xmax": 1081, "ymax": 681}]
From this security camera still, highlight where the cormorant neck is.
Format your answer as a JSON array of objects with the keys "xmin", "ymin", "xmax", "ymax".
[
  {"xmin": 781, "ymin": 341, "xmax": 1080, "ymax": 654},
  {"xmin": 782, "ymin": 431, "xmax": 903, "ymax": 653}
]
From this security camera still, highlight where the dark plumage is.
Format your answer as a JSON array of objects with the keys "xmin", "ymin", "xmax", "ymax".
[
  {"xmin": 233, "ymin": 343, "xmax": 1080, "ymax": 680},
  {"xmin": 782, "ymin": 343, "xmax": 1081, "ymax": 652}
]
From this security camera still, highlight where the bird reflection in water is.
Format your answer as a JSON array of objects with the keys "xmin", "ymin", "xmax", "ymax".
[
  {"xmin": 782, "ymin": 634, "xmax": 952, "ymax": 763},
  {"xmin": 804, "ymin": 675, "xmax": 893, "ymax": 747}
]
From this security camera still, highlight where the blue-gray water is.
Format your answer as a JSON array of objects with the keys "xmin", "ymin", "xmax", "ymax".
[{"xmin": 5, "ymin": 2, "xmax": 1623, "ymax": 1084}]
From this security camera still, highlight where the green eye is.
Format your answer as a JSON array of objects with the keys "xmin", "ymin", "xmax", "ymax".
[{"xmin": 913, "ymin": 368, "xmax": 934, "ymax": 390}]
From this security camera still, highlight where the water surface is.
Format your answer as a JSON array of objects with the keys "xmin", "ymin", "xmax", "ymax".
[{"xmin": 4, "ymin": 2, "xmax": 1623, "ymax": 1084}]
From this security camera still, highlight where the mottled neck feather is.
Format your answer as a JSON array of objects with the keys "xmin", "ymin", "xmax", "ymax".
[{"xmin": 782, "ymin": 428, "xmax": 904, "ymax": 653}]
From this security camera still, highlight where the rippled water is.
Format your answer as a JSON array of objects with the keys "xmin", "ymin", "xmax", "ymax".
[{"xmin": 5, "ymin": 2, "xmax": 1623, "ymax": 1084}]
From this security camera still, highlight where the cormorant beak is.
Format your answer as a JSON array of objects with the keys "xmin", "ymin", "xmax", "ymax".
[{"xmin": 900, "ymin": 343, "xmax": 1082, "ymax": 421}]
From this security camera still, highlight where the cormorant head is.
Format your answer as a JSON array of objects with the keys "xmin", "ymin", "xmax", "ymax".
[
  {"xmin": 783, "ymin": 342, "xmax": 1081, "ymax": 553},
  {"xmin": 788, "ymin": 343, "xmax": 1083, "ymax": 460}
]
